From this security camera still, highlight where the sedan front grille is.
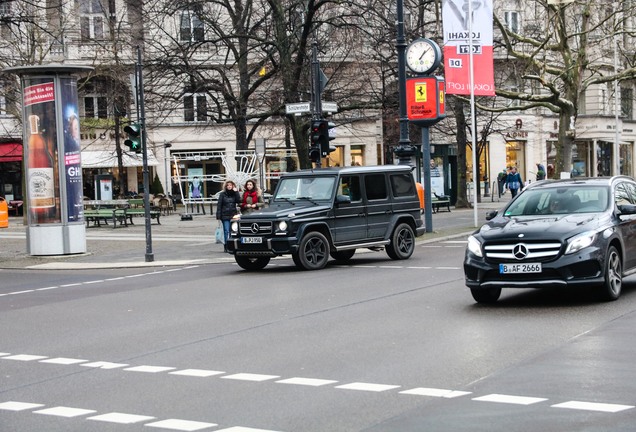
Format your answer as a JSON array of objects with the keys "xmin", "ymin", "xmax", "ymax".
[
  {"xmin": 484, "ymin": 241, "xmax": 562, "ymax": 262},
  {"xmin": 239, "ymin": 221, "xmax": 273, "ymax": 235}
]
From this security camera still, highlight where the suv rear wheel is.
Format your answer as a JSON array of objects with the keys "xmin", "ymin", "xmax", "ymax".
[
  {"xmin": 294, "ymin": 231, "xmax": 330, "ymax": 270},
  {"xmin": 235, "ymin": 256, "xmax": 270, "ymax": 271},
  {"xmin": 386, "ymin": 223, "xmax": 415, "ymax": 260}
]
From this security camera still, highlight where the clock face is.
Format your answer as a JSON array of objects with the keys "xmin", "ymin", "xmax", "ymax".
[{"xmin": 406, "ymin": 39, "xmax": 441, "ymax": 74}]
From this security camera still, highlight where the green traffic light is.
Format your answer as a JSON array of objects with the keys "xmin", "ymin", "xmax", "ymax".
[{"xmin": 124, "ymin": 123, "xmax": 142, "ymax": 153}]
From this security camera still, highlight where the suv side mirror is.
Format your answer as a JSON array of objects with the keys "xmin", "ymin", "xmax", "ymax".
[
  {"xmin": 336, "ymin": 194, "xmax": 351, "ymax": 205},
  {"xmin": 617, "ymin": 204, "xmax": 636, "ymax": 215}
]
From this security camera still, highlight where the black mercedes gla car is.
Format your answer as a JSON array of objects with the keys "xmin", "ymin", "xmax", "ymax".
[{"xmin": 464, "ymin": 176, "xmax": 636, "ymax": 303}]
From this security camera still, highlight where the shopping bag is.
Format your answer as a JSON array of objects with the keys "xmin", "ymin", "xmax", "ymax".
[{"xmin": 215, "ymin": 224, "xmax": 225, "ymax": 244}]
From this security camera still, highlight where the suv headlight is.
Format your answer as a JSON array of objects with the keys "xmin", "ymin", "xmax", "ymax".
[
  {"xmin": 565, "ymin": 231, "xmax": 597, "ymax": 255},
  {"xmin": 467, "ymin": 235, "xmax": 483, "ymax": 258},
  {"xmin": 277, "ymin": 221, "xmax": 288, "ymax": 232},
  {"xmin": 231, "ymin": 221, "xmax": 239, "ymax": 233}
]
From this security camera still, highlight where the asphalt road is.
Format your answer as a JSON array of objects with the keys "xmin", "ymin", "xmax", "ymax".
[{"xmin": 2, "ymin": 240, "xmax": 636, "ymax": 431}]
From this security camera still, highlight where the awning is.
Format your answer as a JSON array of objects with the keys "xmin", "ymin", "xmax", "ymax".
[
  {"xmin": 81, "ymin": 150, "xmax": 159, "ymax": 168},
  {"xmin": 0, "ymin": 142, "xmax": 23, "ymax": 162}
]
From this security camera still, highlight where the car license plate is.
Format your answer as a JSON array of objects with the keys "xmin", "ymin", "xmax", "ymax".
[
  {"xmin": 241, "ymin": 237, "xmax": 263, "ymax": 244},
  {"xmin": 499, "ymin": 263, "xmax": 542, "ymax": 274}
]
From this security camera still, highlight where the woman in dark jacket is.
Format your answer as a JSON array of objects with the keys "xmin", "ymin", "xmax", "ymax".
[{"xmin": 216, "ymin": 180, "xmax": 241, "ymax": 250}]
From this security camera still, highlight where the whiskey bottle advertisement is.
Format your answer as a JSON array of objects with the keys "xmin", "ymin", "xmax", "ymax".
[
  {"xmin": 24, "ymin": 79, "xmax": 61, "ymax": 225},
  {"xmin": 27, "ymin": 114, "xmax": 56, "ymax": 222}
]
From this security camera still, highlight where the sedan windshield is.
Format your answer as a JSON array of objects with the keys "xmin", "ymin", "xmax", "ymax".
[
  {"xmin": 504, "ymin": 186, "xmax": 609, "ymax": 216},
  {"xmin": 274, "ymin": 177, "xmax": 336, "ymax": 201}
]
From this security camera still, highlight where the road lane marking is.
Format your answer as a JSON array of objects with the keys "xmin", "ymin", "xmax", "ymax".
[
  {"xmin": 124, "ymin": 365, "xmax": 177, "ymax": 373},
  {"xmin": 215, "ymin": 428, "xmax": 283, "ymax": 432},
  {"xmin": 80, "ymin": 361, "xmax": 129, "ymax": 369},
  {"xmin": 473, "ymin": 394, "xmax": 548, "ymax": 405},
  {"xmin": 3, "ymin": 354, "xmax": 48, "ymax": 361},
  {"xmin": 276, "ymin": 377, "xmax": 339, "ymax": 387},
  {"xmin": 170, "ymin": 369, "xmax": 225, "ymax": 377},
  {"xmin": 400, "ymin": 388, "xmax": 472, "ymax": 398},
  {"xmin": 0, "ymin": 401, "xmax": 45, "ymax": 411},
  {"xmin": 87, "ymin": 412, "xmax": 156, "ymax": 424},
  {"xmin": 34, "ymin": 406, "xmax": 96, "ymax": 417},
  {"xmin": 40, "ymin": 357, "xmax": 88, "ymax": 365},
  {"xmin": 335, "ymin": 382, "xmax": 401, "ymax": 392},
  {"xmin": 221, "ymin": 373, "xmax": 280, "ymax": 382},
  {"xmin": 145, "ymin": 418, "xmax": 218, "ymax": 431},
  {"xmin": 552, "ymin": 401, "xmax": 634, "ymax": 413}
]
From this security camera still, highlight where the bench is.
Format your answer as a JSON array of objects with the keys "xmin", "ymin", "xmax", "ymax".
[
  {"xmin": 126, "ymin": 199, "xmax": 161, "ymax": 224},
  {"xmin": 84, "ymin": 208, "xmax": 128, "ymax": 228},
  {"xmin": 431, "ymin": 194, "xmax": 451, "ymax": 213}
]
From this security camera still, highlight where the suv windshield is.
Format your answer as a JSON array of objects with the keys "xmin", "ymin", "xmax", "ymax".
[
  {"xmin": 274, "ymin": 177, "xmax": 336, "ymax": 201},
  {"xmin": 504, "ymin": 186, "xmax": 609, "ymax": 216}
]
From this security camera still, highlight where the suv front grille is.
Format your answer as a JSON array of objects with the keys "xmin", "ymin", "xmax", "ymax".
[
  {"xmin": 239, "ymin": 221, "xmax": 273, "ymax": 235},
  {"xmin": 484, "ymin": 241, "xmax": 562, "ymax": 263}
]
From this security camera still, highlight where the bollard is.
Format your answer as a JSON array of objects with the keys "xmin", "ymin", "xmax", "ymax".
[{"xmin": 0, "ymin": 197, "xmax": 8, "ymax": 228}]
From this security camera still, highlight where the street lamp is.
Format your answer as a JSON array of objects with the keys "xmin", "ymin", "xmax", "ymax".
[
  {"xmin": 393, "ymin": 0, "xmax": 415, "ymax": 165},
  {"xmin": 164, "ymin": 142, "xmax": 172, "ymax": 195}
]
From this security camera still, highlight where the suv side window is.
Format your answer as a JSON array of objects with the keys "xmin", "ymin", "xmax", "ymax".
[
  {"xmin": 365, "ymin": 174, "xmax": 388, "ymax": 200},
  {"xmin": 339, "ymin": 175, "xmax": 361, "ymax": 201},
  {"xmin": 390, "ymin": 173, "xmax": 415, "ymax": 197}
]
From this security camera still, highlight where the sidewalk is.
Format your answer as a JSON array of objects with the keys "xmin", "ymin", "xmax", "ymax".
[{"xmin": 0, "ymin": 194, "xmax": 510, "ymax": 270}]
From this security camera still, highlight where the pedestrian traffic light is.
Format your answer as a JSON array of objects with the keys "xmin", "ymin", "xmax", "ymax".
[{"xmin": 124, "ymin": 123, "xmax": 142, "ymax": 154}]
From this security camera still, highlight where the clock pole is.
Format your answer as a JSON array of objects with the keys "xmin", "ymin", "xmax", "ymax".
[{"xmin": 394, "ymin": 0, "xmax": 415, "ymax": 165}]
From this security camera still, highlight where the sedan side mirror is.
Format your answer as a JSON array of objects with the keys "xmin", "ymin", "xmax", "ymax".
[{"xmin": 485, "ymin": 210, "xmax": 498, "ymax": 221}]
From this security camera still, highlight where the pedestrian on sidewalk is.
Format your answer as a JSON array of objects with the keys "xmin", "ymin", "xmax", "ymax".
[
  {"xmin": 216, "ymin": 180, "xmax": 241, "ymax": 251},
  {"xmin": 241, "ymin": 179, "xmax": 264, "ymax": 214},
  {"xmin": 506, "ymin": 166, "xmax": 523, "ymax": 198},
  {"xmin": 497, "ymin": 168, "xmax": 508, "ymax": 197}
]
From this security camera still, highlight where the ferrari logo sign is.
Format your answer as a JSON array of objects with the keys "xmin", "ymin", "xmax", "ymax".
[
  {"xmin": 415, "ymin": 83, "xmax": 428, "ymax": 103},
  {"xmin": 406, "ymin": 76, "xmax": 446, "ymax": 126}
]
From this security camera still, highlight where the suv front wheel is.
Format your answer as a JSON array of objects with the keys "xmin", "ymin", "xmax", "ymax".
[
  {"xmin": 235, "ymin": 256, "xmax": 270, "ymax": 271},
  {"xmin": 294, "ymin": 231, "xmax": 330, "ymax": 270},
  {"xmin": 386, "ymin": 222, "xmax": 415, "ymax": 260}
]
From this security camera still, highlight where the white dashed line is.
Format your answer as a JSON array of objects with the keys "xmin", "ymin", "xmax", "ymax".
[
  {"xmin": 0, "ymin": 401, "xmax": 45, "ymax": 411},
  {"xmin": 124, "ymin": 365, "xmax": 177, "ymax": 373},
  {"xmin": 221, "ymin": 373, "xmax": 280, "ymax": 382},
  {"xmin": 40, "ymin": 357, "xmax": 88, "ymax": 365},
  {"xmin": 60, "ymin": 283, "xmax": 83, "ymax": 287},
  {"xmin": 473, "ymin": 394, "xmax": 548, "ymax": 405},
  {"xmin": 81, "ymin": 361, "xmax": 129, "ymax": 369},
  {"xmin": 552, "ymin": 401, "xmax": 634, "ymax": 413},
  {"xmin": 8, "ymin": 290, "xmax": 34, "ymax": 295},
  {"xmin": 276, "ymin": 377, "xmax": 339, "ymax": 387},
  {"xmin": 3, "ymin": 354, "xmax": 48, "ymax": 361},
  {"xmin": 335, "ymin": 382, "xmax": 401, "ymax": 392},
  {"xmin": 88, "ymin": 412, "xmax": 156, "ymax": 424},
  {"xmin": 35, "ymin": 286, "xmax": 59, "ymax": 291},
  {"xmin": 145, "ymin": 418, "xmax": 218, "ymax": 431},
  {"xmin": 169, "ymin": 369, "xmax": 225, "ymax": 377},
  {"xmin": 400, "ymin": 388, "xmax": 472, "ymax": 398},
  {"xmin": 34, "ymin": 406, "xmax": 96, "ymax": 417},
  {"xmin": 0, "ymin": 352, "xmax": 10, "ymax": 357}
]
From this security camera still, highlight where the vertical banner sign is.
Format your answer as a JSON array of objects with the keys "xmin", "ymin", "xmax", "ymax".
[
  {"xmin": 24, "ymin": 78, "xmax": 61, "ymax": 224},
  {"xmin": 61, "ymin": 78, "xmax": 84, "ymax": 222},
  {"xmin": 442, "ymin": 0, "xmax": 495, "ymax": 96}
]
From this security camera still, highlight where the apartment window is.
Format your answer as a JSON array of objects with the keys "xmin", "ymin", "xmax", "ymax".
[
  {"xmin": 621, "ymin": 87, "xmax": 633, "ymax": 119},
  {"xmin": 180, "ymin": 10, "xmax": 204, "ymax": 42},
  {"xmin": 84, "ymin": 96, "xmax": 108, "ymax": 119},
  {"xmin": 504, "ymin": 11, "xmax": 520, "ymax": 33},
  {"xmin": 80, "ymin": 0, "xmax": 107, "ymax": 40},
  {"xmin": 184, "ymin": 93, "xmax": 207, "ymax": 122}
]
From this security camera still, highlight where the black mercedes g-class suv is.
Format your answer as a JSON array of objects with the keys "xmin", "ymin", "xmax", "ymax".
[{"xmin": 226, "ymin": 165, "xmax": 425, "ymax": 270}]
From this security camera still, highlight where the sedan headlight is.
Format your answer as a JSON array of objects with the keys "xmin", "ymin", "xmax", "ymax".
[
  {"xmin": 277, "ymin": 221, "xmax": 288, "ymax": 232},
  {"xmin": 565, "ymin": 231, "xmax": 597, "ymax": 255},
  {"xmin": 231, "ymin": 221, "xmax": 239, "ymax": 233},
  {"xmin": 467, "ymin": 235, "xmax": 483, "ymax": 258}
]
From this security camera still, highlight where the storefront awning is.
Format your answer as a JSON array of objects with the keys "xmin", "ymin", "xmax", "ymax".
[
  {"xmin": 0, "ymin": 142, "xmax": 23, "ymax": 162},
  {"xmin": 81, "ymin": 150, "xmax": 159, "ymax": 168}
]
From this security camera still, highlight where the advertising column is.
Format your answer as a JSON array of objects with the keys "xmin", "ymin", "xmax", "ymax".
[{"xmin": 5, "ymin": 65, "xmax": 92, "ymax": 256}]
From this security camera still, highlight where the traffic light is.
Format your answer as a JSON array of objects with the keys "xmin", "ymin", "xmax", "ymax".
[
  {"xmin": 124, "ymin": 123, "xmax": 142, "ymax": 154},
  {"xmin": 309, "ymin": 120, "xmax": 327, "ymax": 163},
  {"xmin": 321, "ymin": 121, "xmax": 336, "ymax": 157}
]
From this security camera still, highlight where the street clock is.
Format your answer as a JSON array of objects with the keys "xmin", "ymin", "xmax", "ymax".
[{"xmin": 406, "ymin": 38, "xmax": 442, "ymax": 75}]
